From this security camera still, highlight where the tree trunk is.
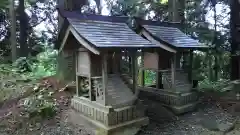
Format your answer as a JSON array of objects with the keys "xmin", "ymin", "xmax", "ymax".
[
  {"xmin": 230, "ymin": 0, "xmax": 240, "ymax": 80},
  {"xmin": 95, "ymin": 0, "xmax": 102, "ymax": 14},
  {"xmin": 9, "ymin": 0, "xmax": 17, "ymax": 62},
  {"xmin": 213, "ymin": 4, "xmax": 219, "ymax": 81},
  {"xmin": 19, "ymin": 0, "xmax": 28, "ymax": 57}
]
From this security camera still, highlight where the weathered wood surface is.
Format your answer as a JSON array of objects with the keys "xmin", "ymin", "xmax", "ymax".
[
  {"xmin": 68, "ymin": 18, "xmax": 157, "ymax": 47},
  {"xmin": 162, "ymin": 69, "xmax": 192, "ymax": 92},
  {"xmin": 77, "ymin": 51, "xmax": 90, "ymax": 75},
  {"xmin": 71, "ymin": 96, "xmax": 145, "ymax": 127},
  {"xmin": 106, "ymin": 75, "xmax": 136, "ymax": 108},
  {"xmin": 142, "ymin": 25, "xmax": 206, "ymax": 48},
  {"xmin": 92, "ymin": 75, "xmax": 135, "ymax": 108}
]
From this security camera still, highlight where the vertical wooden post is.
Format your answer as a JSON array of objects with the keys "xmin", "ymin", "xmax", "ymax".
[
  {"xmin": 75, "ymin": 51, "xmax": 79, "ymax": 96},
  {"xmin": 88, "ymin": 54, "xmax": 92, "ymax": 101},
  {"xmin": 128, "ymin": 51, "xmax": 132, "ymax": 75},
  {"xmin": 140, "ymin": 51, "xmax": 145, "ymax": 87},
  {"xmin": 176, "ymin": 52, "xmax": 181, "ymax": 69},
  {"xmin": 188, "ymin": 50, "xmax": 193, "ymax": 83},
  {"xmin": 171, "ymin": 53, "xmax": 176, "ymax": 89},
  {"xmin": 131, "ymin": 51, "xmax": 138, "ymax": 95},
  {"xmin": 182, "ymin": 51, "xmax": 187, "ymax": 70},
  {"xmin": 102, "ymin": 53, "xmax": 108, "ymax": 106},
  {"xmin": 113, "ymin": 52, "xmax": 120, "ymax": 74},
  {"xmin": 157, "ymin": 52, "xmax": 163, "ymax": 89}
]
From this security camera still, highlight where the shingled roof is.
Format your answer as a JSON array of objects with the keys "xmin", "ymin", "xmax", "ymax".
[
  {"xmin": 56, "ymin": 9, "xmax": 158, "ymax": 52},
  {"xmin": 136, "ymin": 18, "xmax": 207, "ymax": 49}
]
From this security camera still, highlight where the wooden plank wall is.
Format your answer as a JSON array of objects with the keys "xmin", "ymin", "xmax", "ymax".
[
  {"xmin": 57, "ymin": 50, "xmax": 76, "ymax": 81},
  {"xmin": 71, "ymin": 99, "xmax": 144, "ymax": 126}
]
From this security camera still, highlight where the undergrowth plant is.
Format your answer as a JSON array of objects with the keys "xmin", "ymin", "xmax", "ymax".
[
  {"xmin": 198, "ymin": 78, "xmax": 229, "ymax": 92},
  {"xmin": 0, "ymin": 46, "xmax": 59, "ymax": 120},
  {"xmin": 21, "ymin": 83, "xmax": 57, "ymax": 119}
]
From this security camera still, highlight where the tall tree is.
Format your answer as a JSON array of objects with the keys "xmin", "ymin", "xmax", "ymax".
[
  {"xmin": 230, "ymin": 0, "xmax": 240, "ymax": 80},
  {"xmin": 9, "ymin": 0, "xmax": 17, "ymax": 61},
  {"xmin": 18, "ymin": 0, "xmax": 28, "ymax": 57}
]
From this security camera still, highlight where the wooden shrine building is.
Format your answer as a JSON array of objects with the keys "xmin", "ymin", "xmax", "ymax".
[
  {"xmin": 55, "ymin": 8, "xmax": 161, "ymax": 134},
  {"xmin": 55, "ymin": 0, "xmax": 208, "ymax": 133},
  {"xmin": 134, "ymin": 18, "xmax": 208, "ymax": 114}
]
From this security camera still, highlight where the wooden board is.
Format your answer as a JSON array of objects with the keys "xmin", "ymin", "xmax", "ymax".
[
  {"xmin": 77, "ymin": 51, "xmax": 91, "ymax": 75},
  {"xmin": 143, "ymin": 52, "xmax": 159, "ymax": 69}
]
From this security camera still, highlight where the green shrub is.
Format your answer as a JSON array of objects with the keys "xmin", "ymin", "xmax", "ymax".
[
  {"xmin": 144, "ymin": 70, "xmax": 156, "ymax": 86},
  {"xmin": 198, "ymin": 78, "xmax": 229, "ymax": 92}
]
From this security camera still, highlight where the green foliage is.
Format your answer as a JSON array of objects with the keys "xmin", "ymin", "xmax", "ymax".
[
  {"xmin": 22, "ymin": 84, "xmax": 57, "ymax": 119},
  {"xmin": 30, "ymin": 47, "xmax": 58, "ymax": 79},
  {"xmin": 0, "ymin": 45, "xmax": 59, "ymax": 120},
  {"xmin": 198, "ymin": 78, "xmax": 229, "ymax": 92},
  {"xmin": 144, "ymin": 70, "xmax": 156, "ymax": 86},
  {"xmin": 160, "ymin": 0, "xmax": 168, "ymax": 4},
  {"xmin": 13, "ymin": 57, "xmax": 33, "ymax": 73},
  {"xmin": 12, "ymin": 46, "xmax": 58, "ymax": 79},
  {"xmin": 0, "ymin": 0, "xmax": 8, "ymax": 9},
  {"xmin": 0, "ymin": 64, "xmax": 34, "ymax": 104}
]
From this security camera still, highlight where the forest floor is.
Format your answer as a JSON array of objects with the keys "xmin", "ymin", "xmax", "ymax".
[
  {"xmin": 0, "ymin": 73, "xmax": 95, "ymax": 135},
  {"xmin": 1, "ymin": 71, "xmax": 240, "ymax": 135},
  {"xmin": 137, "ymin": 103, "xmax": 239, "ymax": 135}
]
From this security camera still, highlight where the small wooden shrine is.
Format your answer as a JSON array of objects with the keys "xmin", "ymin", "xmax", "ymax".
[
  {"xmin": 55, "ymin": 7, "xmax": 160, "ymax": 134},
  {"xmin": 120, "ymin": 18, "xmax": 208, "ymax": 114}
]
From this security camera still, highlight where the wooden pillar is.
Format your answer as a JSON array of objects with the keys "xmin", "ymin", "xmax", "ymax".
[
  {"xmin": 88, "ymin": 54, "xmax": 92, "ymax": 101},
  {"xmin": 102, "ymin": 53, "xmax": 108, "ymax": 106},
  {"xmin": 182, "ymin": 51, "xmax": 188, "ymax": 71},
  {"xmin": 75, "ymin": 51, "xmax": 79, "ymax": 96},
  {"xmin": 131, "ymin": 51, "xmax": 138, "ymax": 95},
  {"xmin": 188, "ymin": 50, "xmax": 193, "ymax": 83},
  {"xmin": 128, "ymin": 52, "xmax": 132, "ymax": 75},
  {"xmin": 171, "ymin": 53, "xmax": 176, "ymax": 89},
  {"xmin": 113, "ymin": 52, "xmax": 121, "ymax": 74},
  {"xmin": 157, "ymin": 52, "xmax": 163, "ymax": 89},
  {"xmin": 140, "ymin": 51, "xmax": 145, "ymax": 87},
  {"xmin": 176, "ymin": 52, "xmax": 181, "ymax": 69}
]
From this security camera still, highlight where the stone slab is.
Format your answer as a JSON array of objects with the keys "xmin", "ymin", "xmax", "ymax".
[{"xmin": 139, "ymin": 87, "xmax": 198, "ymax": 106}]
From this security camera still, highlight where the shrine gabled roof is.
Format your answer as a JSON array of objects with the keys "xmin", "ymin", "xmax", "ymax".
[
  {"xmin": 136, "ymin": 18, "xmax": 208, "ymax": 49},
  {"xmin": 56, "ymin": 9, "xmax": 158, "ymax": 50}
]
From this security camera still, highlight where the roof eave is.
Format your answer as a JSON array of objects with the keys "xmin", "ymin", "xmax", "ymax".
[
  {"xmin": 140, "ymin": 26, "xmax": 209, "ymax": 51},
  {"xmin": 140, "ymin": 29, "xmax": 177, "ymax": 53}
]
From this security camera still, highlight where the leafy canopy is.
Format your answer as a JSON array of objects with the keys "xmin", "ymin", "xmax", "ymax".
[
  {"xmin": 0, "ymin": 0, "xmax": 9, "ymax": 9},
  {"xmin": 160, "ymin": 0, "xmax": 168, "ymax": 4}
]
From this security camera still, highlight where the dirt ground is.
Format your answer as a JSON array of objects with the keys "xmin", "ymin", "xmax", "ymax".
[
  {"xmin": 1, "ymin": 76, "xmax": 240, "ymax": 135},
  {"xmin": 137, "ymin": 103, "xmax": 237, "ymax": 135}
]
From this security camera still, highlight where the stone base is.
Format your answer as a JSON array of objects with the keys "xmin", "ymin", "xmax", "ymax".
[
  {"xmin": 139, "ymin": 87, "xmax": 199, "ymax": 114},
  {"xmin": 71, "ymin": 96, "xmax": 149, "ymax": 135}
]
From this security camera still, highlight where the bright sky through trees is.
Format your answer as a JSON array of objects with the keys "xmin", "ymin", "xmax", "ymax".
[{"xmin": 35, "ymin": 0, "xmax": 229, "ymax": 35}]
